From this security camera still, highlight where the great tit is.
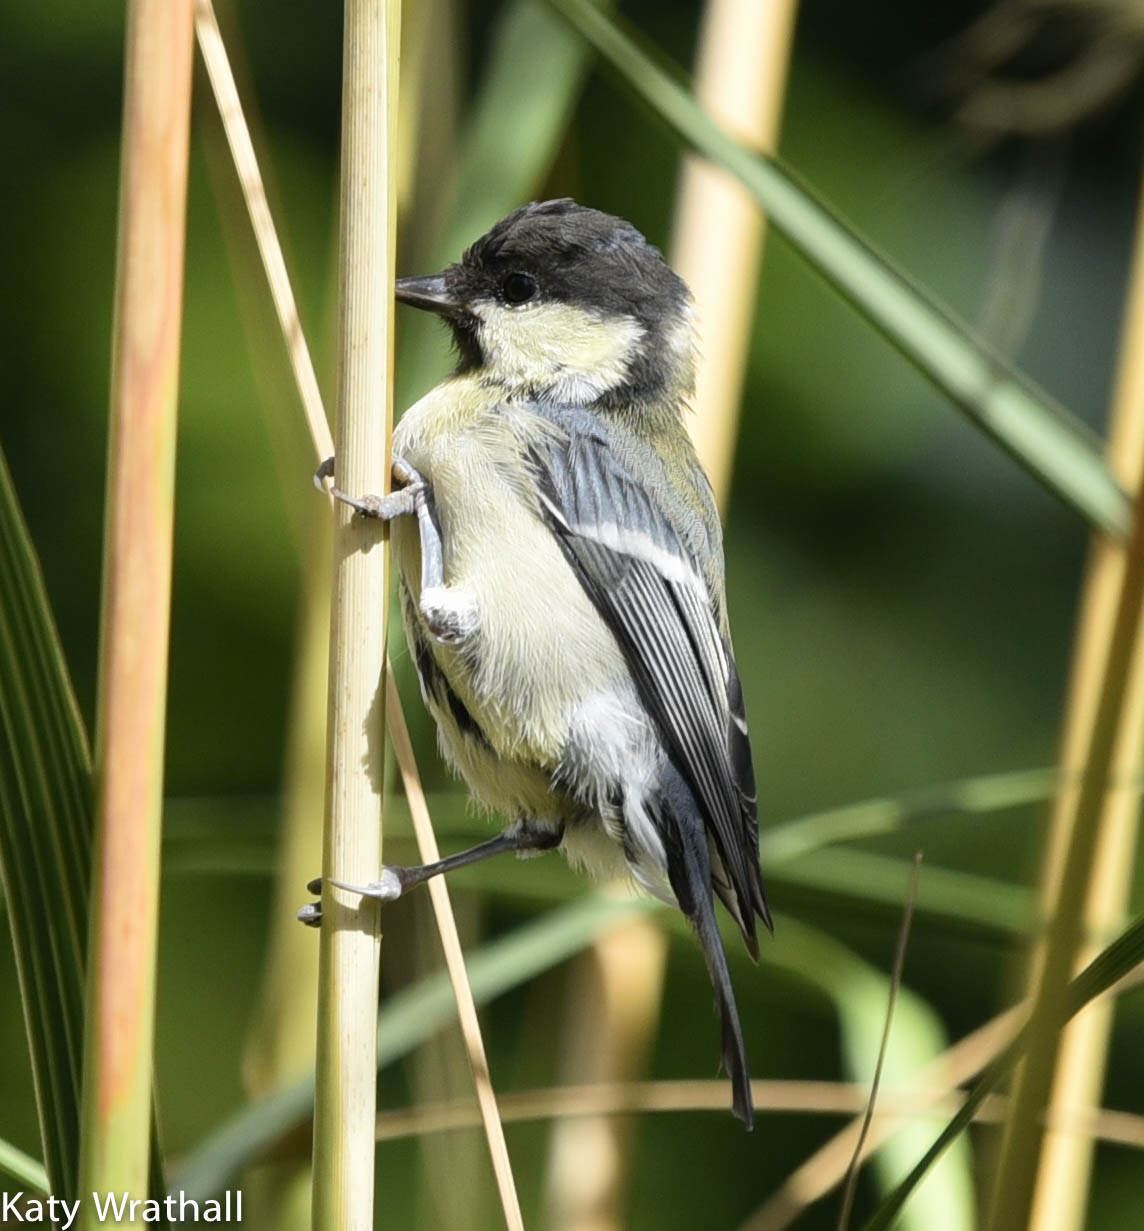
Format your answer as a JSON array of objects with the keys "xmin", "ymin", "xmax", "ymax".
[{"xmin": 309, "ymin": 199, "xmax": 770, "ymax": 1126}]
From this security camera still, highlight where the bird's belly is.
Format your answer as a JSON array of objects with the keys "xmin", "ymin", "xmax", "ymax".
[
  {"xmin": 391, "ymin": 405, "xmax": 673, "ymax": 893},
  {"xmin": 392, "ymin": 424, "xmax": 630, "ymax": 770}
]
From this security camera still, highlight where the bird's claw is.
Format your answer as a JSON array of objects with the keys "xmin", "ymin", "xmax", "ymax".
[
  {"xmin": 328, "ymin": 869, "xmax": 405, "ymax": 901},
  {"xmin": 313, "ymin": 455, "xmax": 336, "ymax": 492},
  {"xmin": 297, "ymin": 869, "xmax": 406, "ymax": 928}
]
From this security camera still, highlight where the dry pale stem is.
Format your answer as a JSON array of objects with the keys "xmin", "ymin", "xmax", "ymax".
[
  {"xmin": 194, "ymin": 0, "xmax": 332, "ymax": 461},
  {"xmin": 310, "ymin": 2, "xmax": 398, "ymax": 1228},
  {"xmin": 368, "ymin": 1077, "xmax": 1144, "ymax": 1152},
  {"xmin": 671, "ymin": 0, "xmax": 800, "ymax": 508},
  {"xmin": 78, "ymin": 0, "xmax": 194, "ymax": 1216},
  {"xmin": 1025, "ymin": 165, "xmax": 1144, "ymax": 1231}
]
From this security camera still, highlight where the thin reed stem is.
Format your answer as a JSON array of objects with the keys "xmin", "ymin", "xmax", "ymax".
[
  {"xmin": 837, "ymin": 855, "xmax": 922, "ymax": 1231},
  {"xmin": 1024, "ymin": 161, "xmax": 1144, "ymax": 1231},
  {"xmin": 310, "ymin": 2, "xmax": 399, "ymax": 1227},
  {"xmin": 986, "ymin": 462, "xmax": 1144, "ymax": 1225},
  {"xmin": 671, "ymin": 0, "xmax": 800, "ymax": 509},
  {"xmin": 366, "ymin": 1079, "xmax": 1144, "ymax": 1150},
  {"xmin": 193, "ymin": 0, "xmax": 332, "ymax": 461},
  {"xmin": 77, "ymin": 0, "xmax": 194, "ymax": 1217}
]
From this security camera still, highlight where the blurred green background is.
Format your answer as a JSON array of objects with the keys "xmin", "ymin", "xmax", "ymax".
[{"xmin": 3, "ymin": 0, "xmax": 1144, "ymax": 1227}]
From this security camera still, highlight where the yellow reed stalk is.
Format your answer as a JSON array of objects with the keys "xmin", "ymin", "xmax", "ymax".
[
  {"xmin": 1024, "ymin": 164, "xmax": 1144, "ymax": 1231},
  {"xmin": 983, "ymin": 455, "xmax": 1144, "ymax": 1231},
  {"xmin": 672, "ymin": 0, "xmax": 801, "ymax": 508},
  {"xmin": 194, "ymin": 0, "xmax": 332, "ymax": 462},
  {"xmin": 77, "ymin": 0, "xmax": 194, "ymax": 1216},
  {"xmin": 310, "ymin": 2, "xmax": 399, "ymax": 1226},
  {"xmin": 540, "ymin": 923, "xmax": 666, "ymax": 1230},
  {"xmin": 544, "ymin": 4, "xmax": 799, "ymax": 1227}
]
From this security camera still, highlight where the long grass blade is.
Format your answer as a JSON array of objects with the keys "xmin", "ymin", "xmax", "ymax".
[
  {"xmin": 740, "ymin": 1009, "xmax": 1022, "ymax": 1231},
  {"xmin": 0, "ymin": 452, "xmax": 92, "ymax": 1197},
  {"xmin": 765, "ymin": 767, "xmax": 1057, "ymax": 864},
  {"xmin": 543, "ymin": 0, "xmax": 1129, "ymax": 535},
  {"xmin": 768, "ymin": 919, "xmax": 973, "ymax": 1231},
  {"xmin": 0, "ymin": 1138, "xmax": 49, "ymax": 1194}
]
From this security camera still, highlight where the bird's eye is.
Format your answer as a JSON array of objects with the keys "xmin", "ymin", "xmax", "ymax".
[{"xmin": 501, "ymin": 272, "xmax": 537, "ymax": 305}]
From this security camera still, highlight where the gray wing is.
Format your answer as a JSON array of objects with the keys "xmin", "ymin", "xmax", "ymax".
[{"xmin": 528, "ymin": 408, "xmax": 770, "ymax": 949}]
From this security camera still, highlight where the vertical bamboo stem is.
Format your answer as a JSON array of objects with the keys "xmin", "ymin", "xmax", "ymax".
[
  {"xmin": 672, "ymin": 0, "xmax": 800, "ymax": 507},
  {"xmin": 986, "ymin": 407, "xmax": 1144, "ymax": 1226},
  {"xmin": 310, "ymin": 1, "xmax": 399, "ymax": 1227},
  {"xmin": 77, "ymin": 0, "xmax": 194, "ymax": 1215},
  {"xmin": 1022, "ymin": 166, "xmax": 1144, "ymax": 1231}
]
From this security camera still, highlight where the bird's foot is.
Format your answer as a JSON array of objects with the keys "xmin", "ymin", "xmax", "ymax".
[
  {"xmin": 297, "ymin": 868, "xmax": 408, "ymax": 928},
  {"xmin": 314, "ymin": 455, "xmax": 430, "ymax": 521}
]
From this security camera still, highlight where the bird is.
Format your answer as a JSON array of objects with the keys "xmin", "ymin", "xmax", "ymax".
[{"xmin": 306, "ymin": 199, "xmax": 770, "ymax": 1126}]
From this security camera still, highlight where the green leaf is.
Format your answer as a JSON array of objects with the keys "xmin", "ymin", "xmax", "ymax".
[
  {"xmin": 0, "ymin": 1137, "xmax": 49, "ymax": 1194},
  {"xmin": 765, "ymin": 768, "xmax": 1057, "ymax": 865},
  {"xmin": 0, "ymin": 445, "xmax": 93, "ymax": 1197},
  {"xmin": 0, "ymin": 447, "xmax": 169, "ymax": 1213},
  {"xmin": 860, "ymin": 910, "xmax": 1144, "ymax": 1230},
  {"xmin": 543, "ymin": 0, "xmax": 1128, "ymax": 536},
  {"xmin": 774, "ymin": 847, "xmax": 1033, "ymax": 936}
]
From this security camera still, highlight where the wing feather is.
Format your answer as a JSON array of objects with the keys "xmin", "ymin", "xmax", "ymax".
[{"xmin": 528, "ymin": 408, "xmax": 770, "ymax": 942}]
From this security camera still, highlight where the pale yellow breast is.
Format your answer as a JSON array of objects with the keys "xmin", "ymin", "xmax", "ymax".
[{"xmin": 392, "ymin": 379, "xmax": 627, "ymax": 763}]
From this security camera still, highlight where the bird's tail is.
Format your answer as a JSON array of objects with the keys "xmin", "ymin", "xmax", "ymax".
[{"xmin": 656, "ymin": 764, "xmax": 754, "ymax": 1129}]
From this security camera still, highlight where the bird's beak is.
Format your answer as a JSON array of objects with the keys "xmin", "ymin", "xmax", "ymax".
[{"xmin": 395, "ymin": 273, "xmax": 458, "ymax": 316}]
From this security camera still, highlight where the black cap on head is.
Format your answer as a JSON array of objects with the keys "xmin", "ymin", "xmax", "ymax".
[{"xmin": 452, "ymin": 199, "xmax": 689, "ymax": 329}]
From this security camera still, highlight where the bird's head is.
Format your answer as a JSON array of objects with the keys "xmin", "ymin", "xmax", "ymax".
[{"xmin": 397, "ymin": 200, "xmax": 696, "ymax": 409}]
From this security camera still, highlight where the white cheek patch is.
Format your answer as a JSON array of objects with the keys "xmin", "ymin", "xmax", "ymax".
[
  {"xmin": 665, "ymin": 306, "xmax": 696, "ymax": 362},
  {"xmin": 473, "ymin": 300, "xmax": 644, "ymax": 403}
]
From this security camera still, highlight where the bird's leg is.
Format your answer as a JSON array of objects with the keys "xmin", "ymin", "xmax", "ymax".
[
  {"xmin": 297, "ymin": 820, "xmax": 563, "ymax": 926},
  {"xmin": 315, "ymin": 453, "xmax": 461, "ymax": 644}
]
